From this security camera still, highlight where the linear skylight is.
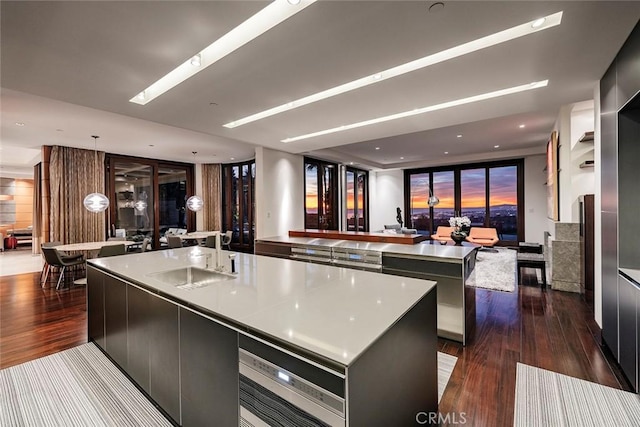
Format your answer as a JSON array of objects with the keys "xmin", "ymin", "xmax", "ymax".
[
  {"xmin": 224, "ymin": 11, "xmax": 562, "ymax": 128},
  {"xmin": 281, "ymin": 80, "xmax": 549, "ymax": 143},
  {"xmin": 129, "ymin": 0, "xmax": 316, "ymax": 105}
]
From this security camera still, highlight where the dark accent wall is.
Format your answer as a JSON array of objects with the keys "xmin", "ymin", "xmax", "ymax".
[{"xmin": 600, "ymin": 20, "xmax": 640, "ymax": 382}]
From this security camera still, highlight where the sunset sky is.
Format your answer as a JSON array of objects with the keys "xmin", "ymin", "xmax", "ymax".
[{"xmin": 307, "ymin": 166, "xmax": 517, "ymax": 213}]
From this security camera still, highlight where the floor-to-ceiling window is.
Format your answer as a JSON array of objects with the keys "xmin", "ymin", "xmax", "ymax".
[
  {"xmin": 304, "ymin": 158, "xmax": 338, "ymax": 230},
  {"xmin": 222, "ymin": 160, "xmax": 255, "ymax": 253},
  {"xmin": 345, "ymin": 167, "xmax": 369, "ymax": 231},
  {"xmin": 405, "ymin": 159, "xmax": 523, "ymax": 244}
]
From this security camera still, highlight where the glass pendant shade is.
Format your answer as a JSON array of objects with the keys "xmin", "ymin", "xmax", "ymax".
[
  {"xmin": 83, "ymin": 192, "xmax": 110, "ymax": 212},
  {"xmin": 186, "ymin": 195, "xmax": 204, "ymax": 212},
  {"xmin": 134, "ymin": 200, "xmax": 147, "ymax": 211},
  {"xmin": 427, "ymin": 194, "xmax": 440, "ymax": 207}
]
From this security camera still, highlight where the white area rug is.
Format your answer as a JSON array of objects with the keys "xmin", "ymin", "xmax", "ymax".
[
  {"xmin": 514, "ymin": 363, "xmax": 640, "ymax": 427},
  {"xmin": 466, "ymin": 248, "xmax": 516, "ymax": 292}
]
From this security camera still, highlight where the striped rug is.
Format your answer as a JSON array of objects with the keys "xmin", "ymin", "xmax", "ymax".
[
  {"xmin": 514, "ymin": 363, "xmax": 640, "ymax": 426},
  {"xmin": 0, "ymin": 343, "xmax": 171, "ymax": 427},
  {"xmin": 1, "ymin": 343, "xmax": 458, "ymax": 426},
  {"xmin": 438, "ymin": 351, "xmax": 457, "ymax": 402}
]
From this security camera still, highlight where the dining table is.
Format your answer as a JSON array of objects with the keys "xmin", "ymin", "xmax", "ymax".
[
  {"xmin": 54, "ymin": 240, "xmax": 136, "ymax": 285},
  {"xmin": 55, "ymin": 240, "xmax": 137, "ymax": 253}
]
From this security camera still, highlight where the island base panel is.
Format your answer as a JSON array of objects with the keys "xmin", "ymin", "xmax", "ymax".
[{"xmin": 347, "ymin": 289, "xmax": 438, "ymax": 425}]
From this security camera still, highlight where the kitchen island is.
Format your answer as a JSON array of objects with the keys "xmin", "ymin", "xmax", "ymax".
[
  {"xmin": 256, "ymin": 235, "xmax": 478, "ymax": 344},
  {"xmin": 87, "ymin": 247, "xmax": 438, "ymax": 426}
]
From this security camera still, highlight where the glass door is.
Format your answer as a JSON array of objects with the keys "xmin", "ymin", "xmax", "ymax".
[
  {"xmin": 112, "ymin": 161, "xmax": 154, "ymax": 247},
  {"xmin": 305, "ymin": 158, "xmax": 338, "ymax": 230},
  {"xmin": 222, "ymin": 160, "xmax": 255, "ymax": 252},
  {"xmin": 346, "ymin": 167, "xmax": 368, "ymax": 231},
  {"xmin": 158, "ymin": 166, "xmax": 188, "ymax": 232}
]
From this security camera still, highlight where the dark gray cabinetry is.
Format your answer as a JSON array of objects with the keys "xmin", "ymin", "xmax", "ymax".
[
  {"xmin": 179, "ymin": 309, "xmax": 238, "ymax": 427},
  {"xmin": 148, "ymin": 293, "xmax": 180, "ymax": 423},
  {"xmin": 127, "ymin": 285, "xmax": 150, "ymax": 393},
  {"xmin": 600, "ymin": 60, "xmax": 619, "ymax": 357},
  {"xmin": 619, "ymin": 274, "xmax": 638, "ymax": 391},
  {"xmin": 87, "ymin": 265, "xmax": 240, "ymax": 426},
  {"xmin": 104, "ymin": 274, "xmax": 128, "ymax": 370},
  {"xmin": 616, "ymin": 24, "xmax": 640, "ymax": 111},
  {"xmin": 86, "ymin": 266, "xmax": 105, "ymax": 349}
]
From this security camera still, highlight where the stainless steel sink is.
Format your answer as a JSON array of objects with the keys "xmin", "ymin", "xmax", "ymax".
[{"xmin": 147, "ymin": 266, "xmax": 234, "ymax": 290}]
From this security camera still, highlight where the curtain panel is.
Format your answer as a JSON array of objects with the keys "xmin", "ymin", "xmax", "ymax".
[
  {"xmin": 32, "ymin": 163, "xmax": 42, "ymax": 254},
  {"xmin": 49, "ymin": 146, "xmax": 106, "ymax": 243},
  {"xmin": 202, "ymin": 164, "xmax": 222, "ymax": 231}
]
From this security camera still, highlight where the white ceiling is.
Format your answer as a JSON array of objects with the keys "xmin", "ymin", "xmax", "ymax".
[{"xmin": 1, "ymin": 1, "xmax": 639, "ymax": 176}]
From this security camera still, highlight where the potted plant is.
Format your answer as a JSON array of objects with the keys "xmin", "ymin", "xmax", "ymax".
[{"xmin": 449, "ymin": 216, "xmax": 471, "ymax": 245}]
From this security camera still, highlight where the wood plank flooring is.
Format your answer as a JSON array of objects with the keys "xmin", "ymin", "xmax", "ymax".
[
  {"xmin": 0, "ymin": 272, "xmax": 86, "ymax": 369},
  {"xmin": 0, "ymin": 270, "xmax": 632, "ymax": 426}
]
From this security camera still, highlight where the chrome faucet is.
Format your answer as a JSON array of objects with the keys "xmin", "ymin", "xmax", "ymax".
[{"xmin": 214, "ymin": 232, "xmax": 223, "ymax": 271}]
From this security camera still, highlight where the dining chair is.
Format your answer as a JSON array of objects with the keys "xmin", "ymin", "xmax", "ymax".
[
  {"xmin": 98, "ymin": 244, "xmax": 126, "ymax": 258},
  {"xmin": 204, "ymin": 235, "xmax": 217, "ymax": 248},
  {"xmin": 167, "ymin": 236, "xmax": 183, "ymax": 249},
  {"xmin": 140, "ymin": 237, "xmax": 151, "ymax": 252},
  {"xmin": 40, "ymin": 242, "xmax": 84, "ymax": 285},
  {"xmin": 41, "ymin": 247, "xmax": 85, "ymax": 290},
  {"xmin": 221, "ymin": 231, "xmax": 233, "ymax": 250}
]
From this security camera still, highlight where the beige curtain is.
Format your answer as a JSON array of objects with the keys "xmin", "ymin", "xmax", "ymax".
[
  {"xmin": 202, "ymin": 164, "xmax": 222, "ymax": 231},
  {"xmin": 49, "ymin": 146, "xmax": 106, "ymax": 243},
  {"xmin": 32, "ymin": 163, "xmax": 42, "ymax": 254}
]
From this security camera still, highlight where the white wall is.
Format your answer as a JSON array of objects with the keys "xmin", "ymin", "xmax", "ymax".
[
  {"xmin": 556, "ymin": 105, "xmax": 573, "ymax": 225},
  {"xmin": 524, "ymin": 155, "xmax": 548, "ymax": 243},
  {"xmin": 369, "ymin": 169, "xmax": 404, "ymax": 231},
  {"xmin": 570, "ymin": 101, "xmax": 596, "ymax": 221},
  {"xmin": 255, "ymin": 146, "xmax": 304, "ymax": 239}
]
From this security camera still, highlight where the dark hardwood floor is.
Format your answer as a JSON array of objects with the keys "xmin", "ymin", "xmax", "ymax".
[
  {"xmin": 0, "ymin": 270, "xmax": 631, "ymax": 426},
  {"xmin": 0, "ymin": 271, "xmax": 86, "ymax": 369},
  {"xmin": 438, "ymin": 273, "xmax": 632, "ymax": 427}
]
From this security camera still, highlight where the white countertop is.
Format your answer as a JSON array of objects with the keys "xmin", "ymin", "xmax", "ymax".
[
  {"xmin": 88, "ymin": 247, "xmax": 436, "ymax": 367},
  {"xmin": 620, "ymin": 268, "xmax": 640, "ymax": 285},
  {"xmin": 259, "ymin": 235, "xmax": 478, "ymax": 260}
]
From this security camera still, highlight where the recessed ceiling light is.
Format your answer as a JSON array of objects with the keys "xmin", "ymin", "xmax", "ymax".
[
  {"xmin": 56, "ymin": 128, "xmax": 64, "ymax": 132},
  {"xmin": 288, "ymin": 0, "xmax": 301, "ymax": 4},
  {"xmin": 519, "ymin": 124, "xmax": 526, "ymax": 128},
  {"xmin": 15, "ymin": 122, "xmax": 25, "ymax": 126},
  {"xmin": 372, "ymin": 73, "xmax": 382, "ymax": 80},
  {"xmin": 444, "ymin": 151, "xmax": 449, "ymax": 154},
  {"xmin": 130, "ymin": 0, "xmax": 315, "ymax": 105},
  {"xmin": 190, "ymin": 54, "xmax": 202, "ymax": 67},
  {"xmin": 225, "ymin": 11, "xmax": 562, "ymax": 128},
  {"xmin": 494, "ymin": 145, "xmax": 500, "ymax": 148},
  {"xmin": 375, "ymin": 147, "xmax": 380, "ymax": 150},
  {"xmin": 282, "ymin": 80, "xmax": 549, "ymax": 143},
  {"xmin": 230, "ymin": 157, "xmax": 235, "ymax": 160},
  {"xmin": 457, "ymin": 134, "xmax": 463, "ymax": 138},
  {"xmin": 531, "ymin": 18, "xmax": 546, "ymax": 28},
  {"xmin": 149, "ymin": 144, "xmax": 155, "ymax": 147},
  {"xmin": 400, "ymin": 157, "xmax": 405, "ymax": 160},
  {"xmin": 349, "ymin": 162, "xmax": 354, "ymax": 165}
]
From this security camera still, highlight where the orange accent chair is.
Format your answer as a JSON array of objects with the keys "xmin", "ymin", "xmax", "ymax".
[
  {"xmin": 431, "ymin": 226, "xmax": 454, "ymax": 242},
  {"xmin": 465, "ymin": 227, "xmax": 499, "ymax": 247}
]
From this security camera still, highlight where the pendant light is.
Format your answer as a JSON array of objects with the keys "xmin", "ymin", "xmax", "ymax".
[
  {"xmin": 427, "ymin": 187, "xmax": 440, "ymax": 207},
  {"xmin": 83, "ymin": 135, "xmax": 110, "ymax": 213},
  {"xmin": 186, "ymin": 151, "xmax": 203, "ymax": 212}
]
